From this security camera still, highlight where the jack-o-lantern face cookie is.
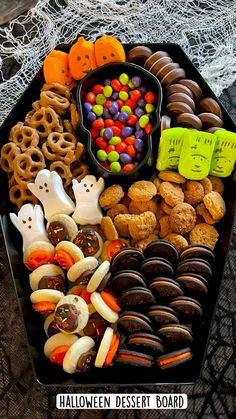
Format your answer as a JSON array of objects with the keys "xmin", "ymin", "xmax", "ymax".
[
  {"xmin": 43, "ymin": 50, "xmax": 74, "ymax": 90},
  {"xmin": 94, "ymin": 35, "xmax": 126, "ymax": 66},
  {"xmin": 69, "ymin": 37, "xmax": 97, "ymax": 80}
]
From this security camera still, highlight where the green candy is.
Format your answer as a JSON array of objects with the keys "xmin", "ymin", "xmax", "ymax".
[
  {"xmin": 96, "ymin": 94, "xmax": 106, "ymax": 105},
  {"xmin": 139, "ymin": 114, "xmax": 149, "ymax": 128},
  {"xmin": 109, "ymin": 136, "xmax": 121, "ymax": 145},
  {"xmin": 210, "ymin": 130, "xmax": 236, "ymax": 177},
  {"xmin": 97, "ymin": 150, "xmax": 107, "ymax": 162},
  {"xmin": 156, "ymin": 128, "xmax": 187, "ymax": 171},
  {"xmin": 121, "ymin": 105, "xmax": 132, "ymax": 115},
  {"xmin": 145, "ymin": 103, "xmax": 155, "ymax": 113},
  {"xmin": 110, "ymin": 162, "xmax": 121, "ymax": 172},
  {"xmin": 178, "ymin": 130, "xmax": 216, "ymax": 180},
  {"xmin": 119, "ymin": 91, "xmax": 129, "ymax": 101},
  {"xmin": 100, "ymin": 128, "xmax": 105, "ymax": 136},
  {"xmin": 119, "ymin": 73, "xmax": 129, "ymax": 85},
  {"xmin": 93, "ymin": 104, "xmax": 103, "ymax": 116},
  {"xmin": 103, "ymin": 85, "xmax": 113, "ymax": 98},
  {"xmin": 107, "ymin": 151, "xmax": 119, "ymax": 162},
  {"xmin": 128, "ymin": 80, "xmax": 135, "ymax": 89}
]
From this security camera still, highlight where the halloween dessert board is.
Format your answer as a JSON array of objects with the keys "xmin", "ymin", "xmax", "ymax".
[{"xmin": 0, "ymin": 36, "xmax": 236, "ymax": 386}]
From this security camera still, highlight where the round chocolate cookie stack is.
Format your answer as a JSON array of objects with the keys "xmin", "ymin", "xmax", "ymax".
[{"xmin": 110, "ymin": 240, "xmax": 214, "ymax": 369}]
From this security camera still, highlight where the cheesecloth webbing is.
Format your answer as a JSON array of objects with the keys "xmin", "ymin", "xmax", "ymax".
[{"xmin": 0, "ymin": 0, "xmax": 236, "ymax": 125}]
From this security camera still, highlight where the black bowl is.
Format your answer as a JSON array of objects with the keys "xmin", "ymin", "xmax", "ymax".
[{"xmin": 76, "ymin": 62, "xmax": 162, "ymax": 183}]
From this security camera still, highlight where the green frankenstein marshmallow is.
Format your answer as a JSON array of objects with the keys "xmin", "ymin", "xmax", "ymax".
[
  {"xmin": 210, "ymin": 130, "xmax": 236, "ymax": 177},
  {"xmin": 156, "ymin": 128, "xmax": 187, "ymax": 171},
  {"xmin": 178, "ymin": 130, "xmax": 216, "ymax": 180}
]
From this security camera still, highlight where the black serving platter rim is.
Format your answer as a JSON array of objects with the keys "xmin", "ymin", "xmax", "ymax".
[{"xmin": 0, "ymin": 41, "xmax": 235, "ymax": 386}]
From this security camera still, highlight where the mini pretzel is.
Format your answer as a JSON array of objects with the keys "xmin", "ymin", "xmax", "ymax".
[
  {"xmin": 13, "ymin": 147, "xmax": 46, "ymax": 184},
  {"xmin": 25, "ymin": 107, "xmax": 63, "ymax": 139},
  {"xmin": 63, "ymin": 119, "xmax": 74, "ymax": 133},
  {"xmin": 10, "ymin": 123, "xmax": 39, "ymax": 151},
  {"xmin": 70, "ymin": 103, "xmax": 79, "ymax": 131},
  {"xmin": 9, "ymin": 182, "xmax": 39, "ymax": 209},
  {"xmin": 49, "ymin": 161, "xmax": 72, "ymax": 188},
  {"xmin": 41, "ymin": 82, "xmax": 71, "ymax": 101},
  {"xmin": 8, "ymin": 172, "xmax": 17, "ymax": 188},
  {"xmin": 0, "ymin": 142, "xmax": 21, "ymax": 173},
  {"xmin": 32, "ymin": 100, "xmax": 42, "ymax": 111},
  {"xmin": 39, "ymin": 91, "xmax": 70, "ymax": 115},
  {"xmin": 71, "ymin": 161, "xmax": 89, "ymax": 182},
  {"xmin": 75, "ymin": 142, "xmax": 85, "ymax": 160},
  {"xmin": 42, "ymin": 131, "xmax": 77, "ymax": 165}
]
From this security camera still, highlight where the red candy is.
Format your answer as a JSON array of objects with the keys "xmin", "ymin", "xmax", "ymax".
[
  {"xmin": 130, "ymin": 89, "xmax": 142, "ymax": 101},
  {"xmin": 115, "ymin": 121, "xmax": 125, "ymax": 130},
  {"xmin": 121, "ymin": 85, "xmax": 129, "ymax": 92},
  {"xmin": 111, "ymin": 126, "xmax": 121, "ymax": 136},
  {"xmin": 144, "ymin": 91, "xmax": 155, "ymax": 103},
  {"xmin": 122, "ymin": 163, "xmax": 136, "ymax": 172},
  {"xmin": 86, "ymin": 92, "xmax": 96, "ymax": 103},
  {"xmin": 104, "ymin": 100, "xmax": 112, "ymax": 109},
  {"xmin": 101, "ymin": 161, "xmax": 110, "ymax": 169},
  {"xmin": 145, "ymin": 122, "xmax": 153, "ymax": 134},
  {"xmin": 127, "ymin": 114, "xmax": 138, "ymax": 126},
  {"xmin": 127, "ymin": 145, "xmax": 136, "ymax": 158},
  {"xmin": 125, "ymin": 99, "xmax": 136, "ymax": 110},
  {"xmin": 92, "ymin": 119, "xmax": 104, "ymax": 130},
  {"xmin": 116, "ymin": 142, "xmax": 127, "ymax": 153},
  {"xmin": 116, "ymin": 99, "xmax": 124, "ymax": 109},
  {"xmin": 92, "ymin": 84, "xmax": 104, "ymax": 94},
  {"xmin": 106, "ymin": 145, "xmax": 116, "ymax": 154},
  {"xmin": 96, "ymin": 137, "xmax": 107, "ymax": 149},
  {"xmin": 91, "ymin": 128, "xmax": 99, "ymax": 139},
  {"xmin": 111, "ymin": 79, "xmax": 122, "ymax": 91},
  {"xmin": 125, "ymin": 136, "xmax": 135, "ymax": 145},
  {"xmin": 105, "ymin": 119, "xmax": 114, "ymax": 127}
]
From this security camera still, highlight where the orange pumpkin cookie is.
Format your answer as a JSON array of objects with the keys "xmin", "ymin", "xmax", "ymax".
[
  {"xmin": 94, "ymin": 36, "xmax": 126, "ymax": 67},
  {"xmin": 43, "ymin": 50, "xmax": 74, "ymax": 90},
  {"xmin": 69, "ymin": 37, "xmax": 97, "ymax": 80}
]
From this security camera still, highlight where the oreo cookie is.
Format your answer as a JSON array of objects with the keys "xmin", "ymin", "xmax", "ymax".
[
  {"xmin": 179, "ymin": 244, "xmax": 215, "ymax": 266},
  {"xmin": 140, "ymin": 257, "xmax": 174, "ymax": 279},
  {"xmin": 156, "ymin": 347, "xmax": 192, "ymax": 369},
  {"xmin": 120, "ymin": 287, "xmax": 155, "ymax": 309},
  {"xmin": 116, "ymin": 349, "xmax": 154, "ymax": 367},
  {"xmin": 127, "ymin": 332, "xmax": 164, "ymax": 354},
  {"xmin": 150, "ymin": 277, "xmax": 184, "ymax": 300},
  {"xmin": 110, "ymin": 248, "xmax": 145, "ymax": 274},
  {"xmin": 118, "ymin": 311, "xmax": 154, "ymax": 333},
  {"xmin": 111, "ymin": 270, "xmax": 147, "ymax": 294},
  {"xmin": 176, "ymin": 258, "xmax": 212, "ymax": 280},
  {"xmin": 157, "ymin": 324, "xmax": 193, "ymax": 347},
  {"xmin": 147, "ymin": 305, "xmax": 179, "ymax": 327},
  {"xmin": 169, "ymin": 296, "xmax": 203, "ymax": 320},
  {"xmin": 144, "ymin": 239, "xmax": 179, "ymax": 265}
]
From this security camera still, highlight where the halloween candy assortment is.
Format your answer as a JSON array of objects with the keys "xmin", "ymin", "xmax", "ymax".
[{"xmin": 0, "ymin": 35, "xmax": 236, "ymax": 377}]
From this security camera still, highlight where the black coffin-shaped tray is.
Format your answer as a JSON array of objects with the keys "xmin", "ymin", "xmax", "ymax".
[{"xmin": 0, "ymin": 43, "xmax": 235, "ymax": 386}]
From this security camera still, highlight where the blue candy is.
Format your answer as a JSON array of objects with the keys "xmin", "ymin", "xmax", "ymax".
[
  {"xmin": 118, "ymin": 111, "xmax": 129, "ymax": 124},
  {"xmin": 103, "ymin": 127, "xmax": 114, "ymax": 141},
  {"xmin": 134, "ymin": 107, "xmax": 145, "ymax": 118},
  {"xmin": 134, "ymin": 138, "xmax": 144, "ymax": 152},
  {"xmin": 132, "ymin": 76, "xmax": 142, "ymax": 88},
  {"xmin": 135, "ymin": 128, "xmax": 145, "ymax": 139},
  {"xmin": 87, "ymin": 111, "xmax": 96, "ymax": 123},
  {"xmin": 109, "ymin": 101, "xmax": 119, "ymax": 115},
  {"xmin": 84, "ymin": 102, "xmax": 93, "ymax": 113},
  {"xmin": 120, "ymin": 153, "xmax": 132, "ymax": 164},
  {"xmin": 122, "ymin": 126, "xmax": 133, "ymax": 137}
]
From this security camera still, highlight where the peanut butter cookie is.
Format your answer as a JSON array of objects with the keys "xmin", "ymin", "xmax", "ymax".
[
  {"xmin": 159, "ymin": 215, "xmax": 172, "ymax": 238},
  {"xmin": 114, "ymin": 214, "xmax": 136, "ymax": 237},
  {"xmin": 196, "ymin": 203, "xmax": 216, "ymax": 225},
  {"xmin": 189, "ymin": 223, "xmax": 219, "ymax": 250},
  {"xmin": 160, "ymin": 199, "xmax": 172, "ymax": 215},
  {"xmin": 128, "ymin": 180, "xmax": 157, "ymax": 202},
  {"xmin": 203, "ymin": 191, "xmax": 226, "ymax": 220},
  {"xmin": 208, "ymin": 176, "xmax": 224, "ymax": 195},
  {"xmin": 107, "ymin": 204, "xmax": 129, "ymax": 220},
  {"xmin": 132, "ymin": 233, "xmax": 159, "ymax": 251},
  {"xmin": 159, "ymin": 182, "xmax": 184, "ymax": 207},
  {"xmin": 183, "ymin": 181, "xmax": 204, "ymax": 206},
  {"xmin": 129, "ymin": 199, "xmax": 158, "ymax": 215},
  {"xmin": 128, "ymin": 211, "xmax": 157, "ymax": 241},
  {"xmin": 158, "ymin": 171, "xmax": 186, "ymax": 184},
  {"xmin": 165, "ymin": 233, "xmax": 188, "ymax": 251},
  {"xmin": 101, "ymin": 216, "xmax": 119, "ymax": 241},
  {"xmin": 170, "ymin": 203, "xmax": 196, "ymax": 234},
  {"xmin": 99, "ymin": 184, "xmax": 124, "ymax": 210},
  {"xmin": 200, "ymin": 177, "xmax": 212, "ymax": 195}
]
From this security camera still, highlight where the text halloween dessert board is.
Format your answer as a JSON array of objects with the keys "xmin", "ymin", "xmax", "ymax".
[{"xmin": 0, "ymin": 35, "xmax": 236, "ymax": 376}]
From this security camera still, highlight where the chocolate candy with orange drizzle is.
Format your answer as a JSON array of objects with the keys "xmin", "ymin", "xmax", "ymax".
[
  {"xmin": 54, "ymin": 303, "xmax": 80, "ymax": 332},
  {"xmin": 73, "ymin": 228, "xmax": 100, "ymax": 257},
  {"xmin": 47, "ymin": 221, "xmax": 69, "ymax": 245}
]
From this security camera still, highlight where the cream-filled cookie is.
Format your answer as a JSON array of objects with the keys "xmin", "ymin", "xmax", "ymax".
[
  {"xmin": 29, "ymin": 264, "xmax": 65, "ymax": 292},
  {"xmin": 54, "ymin": 294, "xmax": 89, "ymax": 334},
  {"xmin": 63, "ymin": 336, "xmax": 96, "ymax": 373}
]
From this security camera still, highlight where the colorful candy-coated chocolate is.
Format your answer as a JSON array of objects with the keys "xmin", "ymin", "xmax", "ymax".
[
  {"xmin": 121, "ymin": 105, "xmax": 132, "ymax": 115},
  {"xmin": 134, "ymin": 107, "xmax": 145, "ymax": 118},
  {"xmin": 105, "ymin": 119, "xmax": 114, "ymax": 127},
  {"xmin": 118, "ymin": 112, "xmax": 129, "ymax": 124},
  {"xmin": 86, "ymin": 92, "xmax": 96, "ymax": 103},
  {"xmin": 137, "ymin": 98, "xmax": 146, "ymax": 108},
  {"xmin": 96, "ymin": 137, "xmax": 107, "ymax": 149},
  {"xmin": 111, "ymin": 126, "xmax": 121, "ymax": 136},
  {"xmin": 111, "ymin": 79, "xmax": 122, "ymax": 91},
  {"xmin": 110, "ymin": 162, "xmax": 121, "ymax": 172},
  {"xmin": 109, "ymin": 136, "xmax": 122, "ymax": 145},
  {"xmin": 145, "ymin": 91, "xmax": 155, "ymax": 103},
  {"xmin": 103, "ymin": 127, "xmax": 113, "ymax": 140},
  {"xmin": 97, "ymin": 150, "xmax": 108, "ymax": 161},
  {"xmin": 125, "ymin": 136, "xmax": 135, "ymax": 145},
  {"xmin": 106, "ymin": 144, "xmax": 116, "ymax": 154},
  {"xmin": 130, "ymin": 89, "xmax": 142, "ymax": 101},
  {"xmin": 127, "ymin": 145, "xmax": 136, "ymax": 158},
  {"xmin": 109, "ymin": 101, "xmax": 119, "ymax": 115},
  {"xmin": 139, "ymin": 115, "xmax": 149, "ymax": 128},
  {"xmin": 111, "ymin": 92, "xmax": 119, "ymax": 100},
  {"xmin": 122, "ymin": 126, "xmax": 133, "ymax": 137},
  {"xmin": 93, "ymin": 105, "xmax": 103, "ymax": 116},
  {"xmin": 92, "ymin": 84, "xmax": 104, "ymax": 94},
  {"xmin": 103, "ymin": 85, "xmax": 113, "ymax": 97},
  {"xmin": 104, "ymin": 79, "xmax": 111, "ymax": 85},
  {"xmin": 127, "ymin": 114, "xmax": 138, "ymax": 125},
  {"xmin": 122, "ymin": 163, "xmax": 136, "ymax": 171},
  {"xmin": 134, "ymin": 138, "xmax": 144, "ymax": 151},
  {"xmin": 116, "ymin": 142, "xmax": 127, "ymax": 153},
  {"xmin": 96, "ymin": 94, "xmax": 106, "ymax": 105},
  {"xmin": 120, "ymin": 153, "xmax": 132, "ymax": 164},
  {"xmin": 119, "ymin": 91, "xmax": 129, "ymax": 101},
  {"xmin": 84, "ymin": 102, "xmax": 93, "ymax": 112},
  {"xmin": 132, "ymin": 76, "xmax": 142, "ymax": 87},
  {"xmin": 92, "ymin": 119, "xmax": 104, "ymax": 130},
  {"xmin": 107, "ymin": 151, "xmax": 119, "ymax": 162},
  {"xmin": 87, "ymin": 111, "xmax": 96, "ymax": 123},
  {"xmin": 119, "ymin": 73, "xmax": 129, "ymax": 85}
]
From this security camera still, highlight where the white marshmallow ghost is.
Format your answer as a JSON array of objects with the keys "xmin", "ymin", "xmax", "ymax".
[
  {"xmin": 28, "ymin": 170, "xmax": 75, "ymax": 220},
  {"xmin": 10, "ymin": 204, "xmax": 49, "ymax": 251},
  {"xmin": 72, "ymin": 175, "xmax": 105, "ymax": 225}
]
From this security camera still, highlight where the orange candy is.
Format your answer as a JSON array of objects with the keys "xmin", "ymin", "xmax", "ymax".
[
  {"xmin": 104, "ymin": 334, "xmax": 120, "ymax": 366},
  {"xmin": 69, "ymin": 36, "xmax": 97, "ymax": 80},
  {"xmin": 94, "ymin": 36, "xmax": 126, "ymax": 67},
  {"xmin": 33, "ymin": 301, "xmax": 57, "ymax": 314},
  {"xmin": 54, "ymin": 249, "xmax": 74, "ymax": 270},
  {"xmin": 25, "ymin": 250, "xmax": 54, "ymax": 271},
  {"xmin": 43, "ymin": 50, "xmax": 74, "ymax": 90}
]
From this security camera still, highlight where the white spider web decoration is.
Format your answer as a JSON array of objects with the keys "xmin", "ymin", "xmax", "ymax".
[{"xmin": 0, "ymin": 0, "xmax": 236, "ymax": 124}]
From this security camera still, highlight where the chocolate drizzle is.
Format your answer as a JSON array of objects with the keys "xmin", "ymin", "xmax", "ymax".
[
  {"xmin": 73, "ymin": 228, "xmax": 99, "ymax": 257},
  {"xmin": 47, "ymin": 221, "xmax": 69, "ymax": 245},
  {"xmin": 38, "ymin": 274, "xmax": 65, "ymax": 292},
  {"xmin": 54, "ymin": 303, "xmax": 80, "ymax": 332}
]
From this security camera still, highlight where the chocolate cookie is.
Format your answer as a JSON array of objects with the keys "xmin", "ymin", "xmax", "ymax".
[
  {"xmin": 147, "ymin": 305, "xmax": 179, "ymax": 327},
  {"xmin": 127, "ymin": 332, "xmax": 164, "ymax": 354},
  {"xmin": 157, "ymin": 324, "xmax": 193, "ymax": 347},
  {"xmin": 127, "ymin": 46, "xmax": 153, "ymax": 65},
  {"xmin": 140, "ymin": 257, "xmax": 174, "ymax": 279},
  {"xmin": 175, "ymin": 113, "xmax": 203, "ymax": 130},
  {"xmin": 110, "ymin": 248, "xmax": 145, "ymax": 274},
  {"xmin": 115, "ymin": 349, "xmax": 154, "ymax": 367},
  {"xmin": 179, "ymin": 244, "xmax": 215, "ymax": 266},
  {"xmin": 144, "ymin": 239, "xmax": 179, "ymax": 265},
  {"xmin": 111, "ymin": 270, "xmax": 147, "ymax": 294},
  {"xmin": 117, "ymin": 311, "xmax": 154, "ymax": 333},
  {"xmin": 178, "ymin": 79, "xmax": 203, "ymax": 101},
  {"xmin": 169, "ymin": 296, "xmax": 203, "ymax": 320},
  {"xmin": 120, "ymin": 287, "xmax": 155, "ymax": 308},
  {"xmin": 176, "ymin": 274, "xmax": 208, "ymax": 301},
  {"xmin": 156, "ymin": 347, "xmax": 192, "ymax": 369},
  {"xmin": 150, "ymin": 277, "xmax": 184, "ymax": 300},
  {"xmin": 176, "ymin": 258, "xmax": 212, "ymax": 280}
]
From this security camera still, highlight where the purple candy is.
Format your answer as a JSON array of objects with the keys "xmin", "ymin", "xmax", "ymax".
[
  {"xmin": 136, "ymin": 152, "xmax": 143, "ymax": 162},
  {"xmin": 103, "ymin": 127, "xmax": 113, "ymax": 141},
  {"xmin": 103, "ymin": 108, "xmax": 112, "ymax": 119},
  {"xmin": 111, "ymin": 92, "xmax": 119, "ymax": 100},
  {"xmin": 120, "ymin": 153, "xmax": 132, "ymax": 164},
  {"xmin": 137, "ymin": 99, "xmax": 146, "ymax": 108},
  {"xmin": 122, "ymin": 126, "xmax": 133, "ymax": 137},
  {"xmin": 104, "ymin": 79, "xmax": 111, "ymax": 85},
  {"xmin": 109, "ymin": 101, "xmax": 119, "ymax": 115},
  {"xmin": 118, "ymin": 111, "xmax": 129, "ymax": 124},
  {"xmin": 132, "ymin": 76, "xmax": 142, "ymax": 88},
  {"xmin": 135, "ymin": 128, "xmax": 145, "ymax": 139},
  {"xmin": 84, "ymin": 102, "xmax": 93, "ymax": 113},
  {"xmin": 135, "ymin": 121, "xmax": 140, "ymax": 130},
  {"xmin": 134, "ymin": 138, "xmax": 144, "ymax": 152},
  {"xmin": 134, "ymin": 107, "xmax": 145, "ymax": 118},
  {"xmin": 113, "ymin": 111, "xmax": 120, "ymax": 121},
  {"xmin": 139, "ymin": 86, "xmax": 147, "ymax": 95},
  {"xmin": 87, "ymin": 111, "xmax": 96, "ymax": 123}
]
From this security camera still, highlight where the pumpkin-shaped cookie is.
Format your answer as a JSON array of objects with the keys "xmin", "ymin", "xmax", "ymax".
[
  {"xmin": 68, "ymin": 37, "xmax": 97, "ymax": 80},
  {"xmin": 43, "ymin": 50, "xmax": 74, "ymax": 90},
  {"xmin": 95, "ymin": 36, "xmax": 126, "ymax": 67}
]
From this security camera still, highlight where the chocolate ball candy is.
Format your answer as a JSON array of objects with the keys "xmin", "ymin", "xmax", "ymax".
[
  {"xmin": 135, "ymin": 128, "xmax": 145, "ymax": 139},
  {"xmin": 109, "ymin": 101, "xmax": 119, "ymax": 115},
  {"xmin": 119, "ymin": 112, "xmax": 129, "ymax": 124},
  {"xmin": 132, "ymin": 76, "xmax": 142, "ymax": 88},
  {"xmin": 87, "ymin": 111, "xmax": 96, "ymax": 123},
  {"xmin": 120, "ymin": 153, "xmax": 132, "ymax": 164},
  {"xmin": 122, "ymin": 126, "xmax": 133, "ymax": 137},
  {"xmin": 134, "ymin": 107, "xmax": 145, "ymax": 118},
  {"xmin": 103, "ymin": 127, "xmax": 113, "ymax": 141},
  {"xmin": 84, "ymin": 102, "xmax": 93, "ymax": 113},
  {"xmin": 134, "ymin": 138, "xmax": 144, "ymax": 152}
]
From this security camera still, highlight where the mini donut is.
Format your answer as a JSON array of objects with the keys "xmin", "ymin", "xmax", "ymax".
[
  {"xmin": 30, "ymin": 289, "xmax": 64, "ymax": 314},
  {"xmin": 95, "ymin": 327, "xmax": 119, "ymax": 368},
  {"xmin": 87, "ymin": 261, "xmax": 110, "ymax": 293},
  {"xmin": 54, "ymin": 294, "xmax": 89, "ymax": 333},
  {"xmin": 67, "ymin": 257, "xmax": 98, "ymax": 283},
  {"xmin": 127, "ymin": 46, "xmax": 153, "ymax": 65},
  {"xmin": 90, "ymin": 291, "xmax": 119, "ymax": 323},
  {"xmin": 44, "ymin": 313, "xmax": 59, "ymax": 337},
  {"xmin": 63, "ymin": 336, "xmax": 96, "ymax": 374},
  {"xmin": 24, "ymin": 241, "xmax": 55, "ymax": 271},
  {"xmin": 175, "ymin": 113, "xmax": 203, "ymax": 130},
  {"xmin": 144, "ymin": 52, "xmax": 171, "ymax": 70},
  {"xmin": 47, "ymin": 214, "xmax": 78, "ymax": 246},
  {"xmin": 72, "ymin": 228, "xmax": 103, "ymax": 258},
  {"xmin": 29, "ymin": 264, "xmax": 65, "ymax": 291},
  {"xmin": 44, "ymin": 332, "xmax": 78, "ymax": 365},
  {"xmin": 54, "ymin": 241, "xmax": 84, "ymax": 270}
]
